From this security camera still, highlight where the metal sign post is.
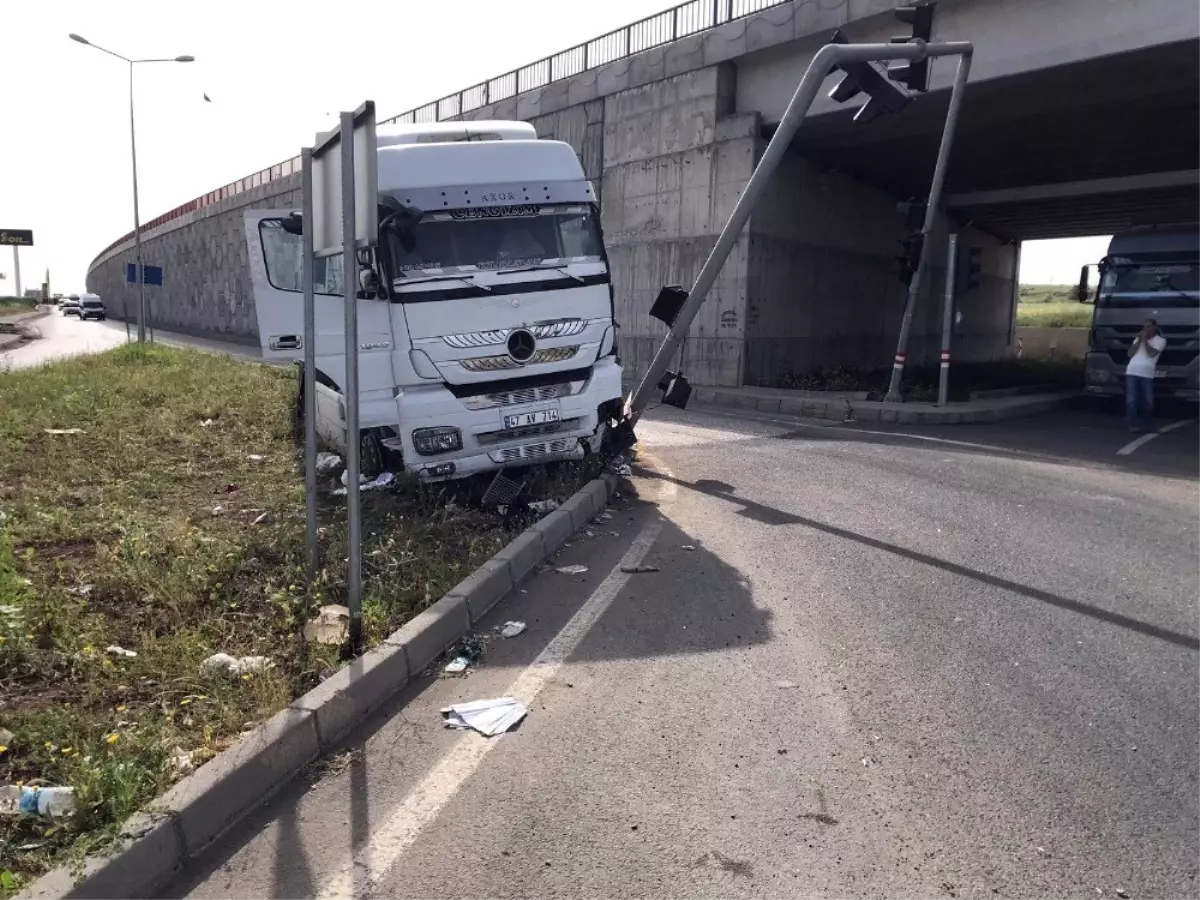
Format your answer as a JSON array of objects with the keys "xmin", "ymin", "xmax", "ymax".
[
  {"xmin": 938, "ymin": 233, "xmax": 958, "ymax": 406},
  {"xmin": 301, "ymin": 147, "xmax": 319, "ymax": 580},
  {"xmin": 627, "ymin": 38, "xmax": 974, "ymax": 421},
  {"xmin": 884, "ymin": 52, "xmax": 972, "ymax": 401},
  {"xmin": 2, "ymin": 230, "xmax": 33, "ymax": 299},
  {"xmin": 308, "ymin": 101, "xmax": 377, "ymax": 656},
  {"xmin": 339, "ymin": 111, "xmax": 363, "ymax": 653}
]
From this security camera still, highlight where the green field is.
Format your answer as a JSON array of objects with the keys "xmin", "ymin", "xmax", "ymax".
[
  {"xmin": 1016, "ymin": 284, "xmax": 1092, "ymax": 328},
  {"xmin": 0, "ymin": 345, "xmax": 530, "ymax": 893}
]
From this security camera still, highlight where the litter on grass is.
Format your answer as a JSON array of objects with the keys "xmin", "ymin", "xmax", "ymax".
[
  {"xmin": 105, "ymin": 645, "xmax": 137, "ymax": 658},
  {"xmin": 43, "ymin": 428, "xmax": 85, "ymax": 435},
  {"xmin": 201, "ymin": 653, "xmax": 273, "ymax": 677},
  {"xmin": 527, "ymin": 500, "xmax": 560, "ymax": 514},
  {"xmin": 441, "ymin": 697, "xmax": 527, "ymax": 736},
  {"xmin": 333, "ymin": 471, "xmax": 395, "ymax": 495},
  {"xmin": 303, "ymin": 605, "xmax": 350, "ymax": 645},
  {"xmin": 557, "ymin": 564, "xmax": 589, "ymax": 575},
  {"xmin": 315, "ymin": 452, "xmax": 343, "ymax": 475}
]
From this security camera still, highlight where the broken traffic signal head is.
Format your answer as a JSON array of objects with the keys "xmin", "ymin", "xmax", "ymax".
[
  {"xmin": 827, "ymin": 28, "xmax": 912, "ymax": 124},
  {"xmin": 888, "ymin": 2, "xmax": 936, "ymax": 92}
]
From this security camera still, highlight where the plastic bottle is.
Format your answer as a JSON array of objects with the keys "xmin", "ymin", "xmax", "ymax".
[{"xmin": 0, "ymin": 786, "xmax": 75, "ymax": 818}]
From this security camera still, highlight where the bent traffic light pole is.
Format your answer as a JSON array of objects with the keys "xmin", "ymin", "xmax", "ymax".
[
  {"xmin": 626, "ymin": 38, "xmax": 974, "ymax": 422},
  {"xmin": 884, "ymin": 51, "xmax": 972, "ymax": 402}
]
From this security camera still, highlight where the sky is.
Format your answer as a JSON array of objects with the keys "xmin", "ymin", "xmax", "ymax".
[{"xmin": 3, "ymin": 1, "xmax": 1108, "ymax": 294}]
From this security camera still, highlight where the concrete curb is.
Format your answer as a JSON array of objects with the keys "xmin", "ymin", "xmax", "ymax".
[
  {"xmin": 20, "ymin": 471, "xmax": 621, "ymax": 899},
  {"xmin": 691, "ymin": 385, "xmax": 1079, "ymax": 425}
]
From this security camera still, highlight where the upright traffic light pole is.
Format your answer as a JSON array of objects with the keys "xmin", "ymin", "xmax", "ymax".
[
  {"xmin": 627, "ymin": 36, "xmax": 974, "ymax": 422},
  {"xmin": 883, "ymin": 50, "xmax": 972, "ymax": 401}
]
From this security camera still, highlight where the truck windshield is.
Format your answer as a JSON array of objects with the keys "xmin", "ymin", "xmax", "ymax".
[
  {"xmin": 1099, "ymin": 263, "xmax": 1199, "ymax": 307},
  {"xmin": 386, "ymin": 204, "xmax": 602, "ymax": 281}
]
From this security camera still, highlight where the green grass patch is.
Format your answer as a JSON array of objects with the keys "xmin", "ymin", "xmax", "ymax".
[
  {"xmin": 0, "ymin": 299, "xmax": 37, "ymax": 317},
  {"xmin": 1015, "ymin": 301, "xmax": 1092, "ymax": 329},
  {"xmin": 0, "ymin": 345, "xmax": 521, "ymax": 892}
]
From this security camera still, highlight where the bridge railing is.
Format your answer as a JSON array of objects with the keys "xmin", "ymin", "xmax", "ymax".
[{"xmin": 91, "ymin": 0, "xmax": 789, "ymax": 267}]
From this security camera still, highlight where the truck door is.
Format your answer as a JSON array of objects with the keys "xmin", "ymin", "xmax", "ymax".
[{"xmin": 243, "ymin": 210, "xmax": 394, "ymax": 393}]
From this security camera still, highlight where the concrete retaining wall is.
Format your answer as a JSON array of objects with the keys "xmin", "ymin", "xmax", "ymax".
[{"xmin": 87, "ymin": 177, "xmax": 301, "ymax": 342}]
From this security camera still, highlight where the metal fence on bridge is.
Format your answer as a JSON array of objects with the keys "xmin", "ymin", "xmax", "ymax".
[{"xmin": 91, "ymin": 0, "xmax": 789, "ymax": 265}]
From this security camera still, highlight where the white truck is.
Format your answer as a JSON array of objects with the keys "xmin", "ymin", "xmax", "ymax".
[{"xmin": 244, "ymin": 121, "xmax": 624, "ymax": 481}]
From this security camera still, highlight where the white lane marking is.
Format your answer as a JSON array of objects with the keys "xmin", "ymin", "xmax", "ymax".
[
  {"xmin": 676, "ymin": 405, "xmax": 1020, "ymax": 454},
  {"xmin": 1116, "ymin": 418, "xmax": 1197, "ymax": 456},
  {"xmin": 316, "ymin": 461, "xmax": 673, "ymax": 899}
]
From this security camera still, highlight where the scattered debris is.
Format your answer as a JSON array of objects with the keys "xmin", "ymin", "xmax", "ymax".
[
  {"xmin": 201, "ymin": 653, "xmax": 273, "ymax": 677},
  {"xmin": 168, "ymin": 746, "xmax": 194, "ymax": 777},
  {"xmin": 333, "ymin": 471, "xmax": 395, "ymax": 495},
  {"xmin": 315, "ymin": 452, "xmax": 343, "ymax": 476},
  {"xmin": 557, "ymin": 564, "xmax": 589, "ymax": 575},
  {"xmin": 303, "ymin": 605, "xmax": 350, "ymax": 645},
  {"xmin": 105, "ymin": 645, "xmax": 137, "ymax": 659},
  {"xmin": 498, "ymin": 621, "xmax": 527, "ymax": 638},
  {"xmin": 1, "ymin": 786, "xmax": 76, "ymax": 819},
  {"xmin": 775, "ymin": 680, "xmax": 800, "ymax": 689},
  {"xmin": 43, "ymin": 428, "xmax": 85, "ymax": 435},
  {"xmin": 0, "ymin": 727, "xmax": 13, "ymax": 746},
  {"xmin": 443, "ymin": 634, "xmax": 486, "ymax": 674},
  {"xmin": 252, "ymin": 511, "xmax": 270, "ymax": 525},
  {"xmin": 598, "ymin": 511, "xmax": 614, "ymax": 522},
  {"xmin": 527, "ymin": 499, "xmax": 560, "ymax": 515},
  {"xmin": 210, "ymin": 505, "xmax": 226, "ymax": 517},
  {"xmin": 441, "ymin": 697, "xmax": 527, "ymax": 736},
  {"xmin": 200, "ymin": 418, "xmax": 214, "ymax": 428},
  {"xmin": 1115, "ymin": 890, "xmax": 1129, "ymax": 899},
  {"xmin": 246, "ymin": 453, "xmax": 266, "ymax": 461},
  {"xmin": 620, "ymin": 565, "xmax": 660, "ymax": 574},
  {"xmin": 614, "ymin": 463, "xmax": 633, "ymax": 477},
  {"xmin": 682, "ymin": 545, "xmax": 696, "ymax": 551},
  {"xmin": 69, "ymin": 583, "xmax": 94, "ymax": 597}
]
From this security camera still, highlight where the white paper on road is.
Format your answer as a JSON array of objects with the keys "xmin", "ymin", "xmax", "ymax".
[{"xmin": 441, "ymin": 697, "xmax": 527, "ymax": 736}]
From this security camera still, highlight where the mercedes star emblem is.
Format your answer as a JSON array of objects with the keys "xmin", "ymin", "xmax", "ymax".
[{"xmin": 507, "ymin": 329, "xmax": 536, "ymax": 363}]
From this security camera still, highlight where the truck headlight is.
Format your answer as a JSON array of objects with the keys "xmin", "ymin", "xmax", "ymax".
[
  {"xmin": 1086, "ymin": 368, "xmax": 1114, "ymax": 384},
  {"xmin": 413, "ymin": 426, "xmax": 462, "ymax": 455}
]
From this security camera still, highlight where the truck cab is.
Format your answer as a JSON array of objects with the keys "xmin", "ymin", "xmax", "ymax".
[
  {"xmin": 245, "ymin": 120, "xmax": 623, "ymax": 481},
  {"xmin": 1081, "ymin": 227, "xmax": 1200, "ymax": 402}
]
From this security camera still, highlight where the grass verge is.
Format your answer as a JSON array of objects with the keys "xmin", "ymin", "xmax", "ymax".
[
  {"xmin": 0, "ymin": 300, "xmax": 37, "ymax": 317},
  {"xmin": 0, "ymin": 344, "xmax": 533, "ymax": 893},
  {"xmin": 1016, "ymin": 302, "xmax": 1092, "ymax": 329}
]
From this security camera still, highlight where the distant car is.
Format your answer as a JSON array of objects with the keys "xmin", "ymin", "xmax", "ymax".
[
  {"xmin": 60, "ymin": 298, "xmax": 80, "ymax": 316},
  {"xmin": 78, "ymin": 295, "xmax": 106, "ymax": 321}
]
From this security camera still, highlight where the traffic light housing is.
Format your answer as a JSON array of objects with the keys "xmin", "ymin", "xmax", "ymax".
[
  {"xmin": 827, "ymin": 28, "xmax": 912, "ymax": 124},
  {"xmin": 896, "ymin": 198, "xmax": 926, "ymax": 230},
  {"xmin": 955, "ymin": 245, "xmax": 982, "ymax": 295},
  {"xmin": 896, "ymin": 232, "xmax": 924, "ymax": 286},
  {"xmin": 888, "ymin": 2, "xmax": 936, "ymax": 93}
]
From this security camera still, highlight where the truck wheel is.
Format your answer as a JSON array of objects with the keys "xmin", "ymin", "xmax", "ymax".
[{"xmin": 360, "ymin": 429, "xmax": 386, "ymax": 478}]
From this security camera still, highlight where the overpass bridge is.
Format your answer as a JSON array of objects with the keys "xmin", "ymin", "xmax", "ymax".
[{"xmin": 87, "ymin": 0, "xmax": 1199, "ymax": 388}]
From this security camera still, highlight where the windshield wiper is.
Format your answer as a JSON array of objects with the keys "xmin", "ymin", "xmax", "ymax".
[
  {"xmin": 392, "ymin": 273, "xmax": 491, "ymax": 293},
  {"xmin": 494, "ymin": 264, "xmax": 587, "ymax": 285}
]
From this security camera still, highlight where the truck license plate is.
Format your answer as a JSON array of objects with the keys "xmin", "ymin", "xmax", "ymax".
[{"xmin": 503, "ymin": 409, "xmax": 560, "ymax": 430}]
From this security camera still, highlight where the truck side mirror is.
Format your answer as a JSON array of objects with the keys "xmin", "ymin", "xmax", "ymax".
[
  {"xmin": 1075, "ymin": 264, "xmax": 1090, "ymax": 303},
  {"xmin": 281, "ymin": 213, "xmax": 303, "ymax": 236}
]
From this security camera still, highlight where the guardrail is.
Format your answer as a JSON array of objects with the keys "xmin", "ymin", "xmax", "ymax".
[{"xmin": 91, "ymin": 0, "xmax": 789, "ymax": 267}]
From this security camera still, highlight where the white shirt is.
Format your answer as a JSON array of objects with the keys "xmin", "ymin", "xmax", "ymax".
[{"xmin": 1126, "ymin": 333, "xmax": 1166, "ymax": 378}]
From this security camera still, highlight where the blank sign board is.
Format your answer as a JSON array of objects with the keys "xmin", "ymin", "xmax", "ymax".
[{"xmin": 311, "ymin": 101, "xmax": 378, "ymax": 258}]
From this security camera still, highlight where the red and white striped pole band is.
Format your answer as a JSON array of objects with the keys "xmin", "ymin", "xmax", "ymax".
[
  {"xmin": 940, "ymin": 351, "xmax": 951, "ymax": 367},
  {"xmin": 893, "ymin": 353, "xmax": 906, "ymax": 366}
]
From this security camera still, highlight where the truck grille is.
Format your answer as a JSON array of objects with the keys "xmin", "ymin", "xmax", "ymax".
[{"xmin": 489, "ymin": 438, "xmax": 578, "ymax": 463}]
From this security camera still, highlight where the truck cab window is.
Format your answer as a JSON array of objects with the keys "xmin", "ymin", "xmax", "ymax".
[{"xmin": 258, "ymin": 219, "xmax": 344, "ymax": 295}]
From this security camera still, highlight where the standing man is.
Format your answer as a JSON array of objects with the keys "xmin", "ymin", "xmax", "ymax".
[{"xmin": 1125, "ymin": 318, "xmax": 1166, "ymax": 432}]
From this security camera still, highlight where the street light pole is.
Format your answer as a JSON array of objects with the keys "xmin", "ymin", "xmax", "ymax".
[{"xmin": 69, "ymin": 34, "xmax": 193, "ymax": 344}]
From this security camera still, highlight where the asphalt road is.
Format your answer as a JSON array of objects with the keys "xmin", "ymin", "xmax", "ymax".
[
  {"xmin": 0, "ymin": 310, "xmax": 260, "ymax": 370},
  {"xmin": 158, "ymin": 401, "xmax": 1199, "ymax": 900}
]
